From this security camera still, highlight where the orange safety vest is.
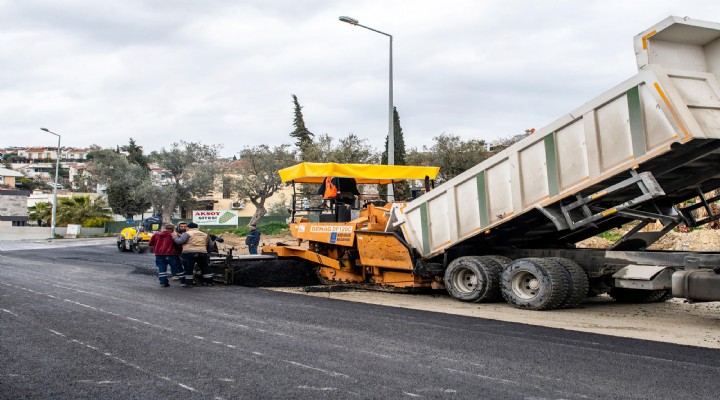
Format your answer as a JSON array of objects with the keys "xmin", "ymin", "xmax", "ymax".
[{"xmin": 323, "ymin": 177, "xmax": 338, "ymax": 199}]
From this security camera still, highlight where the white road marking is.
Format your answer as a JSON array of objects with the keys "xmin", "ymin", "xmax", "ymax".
[
  {"xmin": 178, "ymin": 383, "xmax": 197, "ymax": 392},
  {"xmin": 358, "ymin": 349, "xmax": 392, "ymax": 359},
  {"xmin": 297, "ymin": 385, "xmax": 337, "ymax": 391},
  {"xmin": 403, "ymin": 392, "xmax": 421, "ymax": 397},
  {"xmin": 48, "ymin": 328, "xmax": 200, "ymax": 394},
  {"xmin": 1, "ymin": 308, "xmax": 18, "ymax": 316},
  {"xmin": 283, "ymin": 360, "xmax": 354, "ymax": 380},
  {"xmin": 445, "ymin": 368, "xmax": 517, "ymax": 384}
]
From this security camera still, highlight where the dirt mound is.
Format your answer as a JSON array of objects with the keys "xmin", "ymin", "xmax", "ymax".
[
  {"xmin": 647, "ymin": 229, "xmax": 720, "ymax": 251},
  {"xmin": 215, "ymin": 232, "xmax": 300, "ymax": 255},
  {"xmin": 577, "ymin": 227, "xmax": 720, "ymax": 250}
]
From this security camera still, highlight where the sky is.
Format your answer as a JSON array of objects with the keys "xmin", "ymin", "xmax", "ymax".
[{"xmin": 1, "ymin": 0, "xmax": 719, "ymax": 158}]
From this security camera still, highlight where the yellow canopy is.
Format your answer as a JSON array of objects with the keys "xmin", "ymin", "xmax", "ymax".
[{"xmin": 278, "ymin": 162, "xmax": 440, "ymax": 184}]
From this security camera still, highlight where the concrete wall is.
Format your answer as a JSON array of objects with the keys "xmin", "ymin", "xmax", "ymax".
[
  {"xmin": 0, "ymin": 191, "xmax": 29, "ymax": 217},
  {"xmin": 0, "ymin": 226, "xmax": 106, "ymax": 240}
]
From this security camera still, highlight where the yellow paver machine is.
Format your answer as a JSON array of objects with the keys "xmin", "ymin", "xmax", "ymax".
[{"xmin": 262, "ymin": 162, "xmax": 441, "ymax": 290}]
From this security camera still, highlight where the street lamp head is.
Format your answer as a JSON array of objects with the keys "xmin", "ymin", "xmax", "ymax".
[
  {"xmin": 339, "ymin": 16, "xmax": 359, "ymax": 25},
  {"xmin": 40, "ymin": 127, "xmax": 50, "ymax": 132}
]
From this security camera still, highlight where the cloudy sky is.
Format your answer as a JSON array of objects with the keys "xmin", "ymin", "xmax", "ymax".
[{"xmin": 1, "ymin": 0, "xmax": 719, "ymax": 157}]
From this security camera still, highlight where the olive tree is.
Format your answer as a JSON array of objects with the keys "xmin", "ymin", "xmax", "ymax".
[
  {"xmin": 150, "ymin": 141, "xmax": 221, "ymax": 222},
  {"xmin": 230, "ymin": 144, "xmax": 296, "ymax": 225}
]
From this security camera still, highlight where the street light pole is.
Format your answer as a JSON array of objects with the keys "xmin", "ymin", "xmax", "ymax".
[
  {"xmin": 339, "ymin": 16, "xmax": 395, "ymax": 200},
  {"xmin": 40, "ymin": 127, "xmax": 61, "ymax": 239}
]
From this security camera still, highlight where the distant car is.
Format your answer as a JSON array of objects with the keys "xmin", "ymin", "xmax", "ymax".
[{"xmin": 47, "ymin": 182, "xmax": 64, "ymax": 190}]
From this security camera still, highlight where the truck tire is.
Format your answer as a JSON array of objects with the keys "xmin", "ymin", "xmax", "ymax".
[
  {"xmin": 609, "ymin": 288, "xmax": 672, "ymax": 303},
  {"xmin": 475, "ymin": 256, "xmax": 506, "ymax": 302},
  {"xmin": 132, "ymin": 245, "xmax": 143, "ymax": 254},
  {"xmin": 444, "ymin": 257, "xmax": 498, "ymax": 303},
  {"xmin": 480, "ymin": 255, "xmax": 512, "ymax": 270},
  {"xmin": 501, "ymin": 258, "xmax": 569, "ymax": 310},
  {"xmin": 547, "ymin": 257, "xmax": 589, "ymax": 309},
  {"xmin": 117, "ymin": 240, "xmax": 125, "ymax": 252}
]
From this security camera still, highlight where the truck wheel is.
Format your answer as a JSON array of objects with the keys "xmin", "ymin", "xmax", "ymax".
[
  {"xmin": 547, "ymin": 257, "xmax": 589, "ymax": 309},
  {"xmin": 609, "ymin": 288, "xmax": 672, "ymax": 303},
  {"xmin": 444, "ymin": 257, "xmax": 497, "ymax": 302},
  {"xmin": 475, "ymin": 256, "xmax": 506, "ymax": 301},
  {"xmin": 480, "ymin": 255, "xmax": 512, "ymax": 270},
  {"xmin": 117, "ymin": 240, "xmax": 125, "ymax": 252},
  {"xmin": 501, "ymin": 258, "xmax": 568, "ymax": 310},
  {"xmin": 132, "ymin": 245, "xmax": 143, "ymax": 254}
]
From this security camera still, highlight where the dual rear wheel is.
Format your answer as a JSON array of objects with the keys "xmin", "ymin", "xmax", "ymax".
[
  {"xmin": 444, "ymin": 256, "xmax": 590, "ymax": 310},
  {"xmin": 445, "ymin": 256, "xmax": 672, "ymax": 310},
  {"xmin": 443, "ymin": 256, "xmax": 510, "ymax": 303}
]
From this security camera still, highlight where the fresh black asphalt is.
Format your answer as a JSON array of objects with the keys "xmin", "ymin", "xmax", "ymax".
[{"xmin": 1, "ymin": 243, "xmax": 718, "ymax": 399}]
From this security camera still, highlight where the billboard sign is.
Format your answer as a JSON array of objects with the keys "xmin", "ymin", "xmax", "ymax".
[{"xmin": 192, "ymin": 210, "xmax": 238, "ymax": 226}]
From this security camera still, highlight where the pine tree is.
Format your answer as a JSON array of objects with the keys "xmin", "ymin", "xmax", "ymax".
[
  {"xmin": 121, "ymin": 138, "xmax": 150, "ymax": 170},
  {"xmin": 289, "ymin": 94, "xmax": 315, "ymax": 160},
  {"xmin": 381, "ymin": 107, "xmax": 410, "ymax": 200}
]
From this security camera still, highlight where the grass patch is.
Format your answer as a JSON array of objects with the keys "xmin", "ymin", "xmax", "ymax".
[
  {"xmin": 597, "ymin": 231, "xmax": 623, "ymax": 242},
  {"xmin": 207, "ymin": 221, "xmax": 289, "ymax": 237}
]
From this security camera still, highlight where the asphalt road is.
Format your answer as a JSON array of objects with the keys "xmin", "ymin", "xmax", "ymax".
[{"xmin": 1, "ymin": 243, "xmax": 719, "ymax": 399}]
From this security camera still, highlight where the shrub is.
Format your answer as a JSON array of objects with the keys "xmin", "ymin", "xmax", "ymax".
[{"xmin": 83, "ymin": 217, "xmax": 111, "ymax": 228}]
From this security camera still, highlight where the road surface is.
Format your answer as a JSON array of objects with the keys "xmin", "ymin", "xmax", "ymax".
[{"xmin": 1, "ymin": 243, "xmax": 718, "ymax": 399}]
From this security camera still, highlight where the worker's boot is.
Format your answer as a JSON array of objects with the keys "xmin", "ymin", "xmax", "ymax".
[{"xmin": 181, "ymin": 274, "xmax": 195, "ymax": 288}]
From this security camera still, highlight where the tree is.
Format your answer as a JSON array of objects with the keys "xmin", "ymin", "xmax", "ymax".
[
  {"xmin": 407, "ymin": 134, "xmax": 491, "ymax": 182},
  {"xmin": 230, "ymin": 144, "xmax": 296, "ymax": 225},
  {"xmin": 85, "ymin": 148, "xmax": 152, "ymax": 219},
  {"xmin": 106, "ymin": 180, "xmax": 153, "ymax": 219},
  {"xmin": 266, "ymin": 193, "xmax": 291, "ymax": 218},
  {"xmin": 56, "ymin": 195, "xmax": 112, "ymax": 226},
  {"xmin": 121, "ymin": 138, "xmax": 150, "ymax": 170},
  {"xmin": 380, "ymin": 107, "xmax": 410, "ymax": 200},
  {"xmin": 150, "ymin": 141, "xmax": 221, "ymax": 222},
  {"xmin": 2, "ymin": 152, "xmax": 15, "ymax": 168},
  {"xmin": 300, "ymin": 133, "xmax": 380, "ymax": 197},
  {"xmin": 28, "ymin": 201, "xmax": 53, "ymax": 226},
  {"xmin": 16, "ymin": 177, "xmax": 44, "ymax": 192},
  {"xmin": 303, "ymin": 133, "xmax": 379, "ymax": 164},
  {"xmin": 289, "ymin": 94, "xmax": 315, "ymax": 160},
  {"xmin": 490, "ymin": 133, "xmax": 526, "ymax": 153}
]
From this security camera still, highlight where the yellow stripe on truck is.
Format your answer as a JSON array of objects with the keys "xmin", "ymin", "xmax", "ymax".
[
  {"xmin": 642, "ymin": 30, "xmax": 657, "ymax": 50},
  {"xmin": 654, "ymin": 82, "xmax": 690, "ymax": 140}
]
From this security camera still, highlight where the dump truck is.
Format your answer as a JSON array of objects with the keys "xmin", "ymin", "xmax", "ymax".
[{"xmin": 220, "ymin": 16, "xmax": 720, "ymax": 310}]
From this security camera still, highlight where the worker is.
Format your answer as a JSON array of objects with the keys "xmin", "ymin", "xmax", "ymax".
[
  {"xmin": 318, "ymin": 176, "xmax": 339, "ymax": 199},
  {"xmin": 208, "ymin": 234, "xmax": 224, "ymax": 253},
  {"xmin": 148, "ymin": 223, "xmax": 186, "ymax": 287},
  {"xmin": 172, "ymin": 221, "xmax": 189, "ymax": 275},
  {"xmin": 317, "ymin": 177, "xmax": 359, "ymax": 207},
  {"xmin": 172, "ymin": 222, "xmax": 214, "ymax": 286},
  {"xmin": 337, "ymin": 177, "xmax": 360, "ymax": 206},
  {"xmin": 176, "ymin": 221, "xmax": 188, "ymax": 234},
  {"xmin": 245, "ymin": 223, "xmax": 261, "ymax": 255}
]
